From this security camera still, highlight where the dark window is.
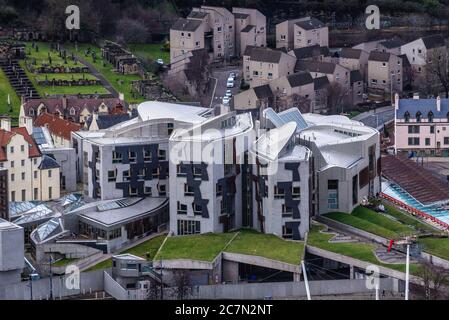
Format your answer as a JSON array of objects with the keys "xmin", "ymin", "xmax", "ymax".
[
  {"xmin": 428, "ymin": 111, "xmax": 434, "ymax": 123},
  {"xmin": 430, "ymin": 126, "xmax": 435, "ymax": 134},
  {"xmin": 416, "ymin": 111, "xmax": 422, "ymax": 122}
]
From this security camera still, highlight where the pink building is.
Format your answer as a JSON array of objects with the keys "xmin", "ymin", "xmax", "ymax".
[{"xmin": 395, "ymin": 94, "xmax": 449, "ymax": 157}]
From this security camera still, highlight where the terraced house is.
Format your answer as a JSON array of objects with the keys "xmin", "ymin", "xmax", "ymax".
[{"xmin": 0, "ymin": 118, "xmax": 60, "ymax": 202}]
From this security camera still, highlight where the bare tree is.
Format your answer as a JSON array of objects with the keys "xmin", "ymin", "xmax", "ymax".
[
  {"xmin": 172, "ymin": 270, "xmax": 192, "ymax": 300},
  {"xmin": 425, "ymin": 47, "xmax": 449, "ymax": 98},
  {"xmin": 146, "ymin": 281, "xmax": 163, "ymax": 300},
  {"xmin": 326, "ymin": 81, "xmax": 350, "ymax": 115},
  {"xmin": 414, "ymin": 260, "xmax": 449, "ymax": 300}
]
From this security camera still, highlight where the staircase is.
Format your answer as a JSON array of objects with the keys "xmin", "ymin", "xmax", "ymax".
[{"xmin": 0, "ymin": 59, "xmax": 40, "ymax": 99}]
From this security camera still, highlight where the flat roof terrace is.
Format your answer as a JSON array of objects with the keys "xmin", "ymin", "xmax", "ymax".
[{"xmin": 382, "ymin": 154, "xmax": 449, "ymax": 205}]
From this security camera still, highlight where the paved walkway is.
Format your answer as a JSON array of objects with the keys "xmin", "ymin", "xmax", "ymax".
[{"xmin": 75, "ymin": 56, "xmax": 119, "ymax": 98}]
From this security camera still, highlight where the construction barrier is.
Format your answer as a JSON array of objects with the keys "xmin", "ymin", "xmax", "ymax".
[{"xmin": 380, "ymin": 192, "xmax": 449, "ymax": 230}]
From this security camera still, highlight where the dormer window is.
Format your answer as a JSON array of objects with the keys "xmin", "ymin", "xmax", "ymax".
[
  {"xmin": 29, "ymin": 109, "xmax": 34, "ymax": 116},
  {"xmin": 428, "ymin": 111, "xmax": 434, "ymax": 123},
  {"xmin": 416, "ymin": 111, "xmax": 422, "ymax": 123},
  {"xmin": 404, "ymin": 111, "xmax": 410, "ymax": 123},
  {"xmin": 70, "ymin": 107, "xmax": 76, "ymax": 116}
]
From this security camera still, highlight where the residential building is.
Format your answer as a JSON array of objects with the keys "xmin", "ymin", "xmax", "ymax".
[
  {"xmin": 294, "ymin": 17, "xmax": 328, "ymax": 49},
  {"xmin": 169, "ymin": 17, "xmax": 207, "ymax": 64},
  {"xmin": 232, "ymin": 7, "xmax": 266, "ymax": 56},
  {"xmin": 243, "ymin": 46, "xmax": 296, "ymax": 87},
  {"xmin": 350, "ymin": 70, "xmax": 365, "ymax": 106},
  {"xmin": 250, "ymin": 120, "xmax": 311, "ymax": 239},
  {"xmin": 233, "ymin": 84, "xmax": 274, "ymax": 118},
  {"xmin": 33, "ymin": 113, "xmax": 82, "ymax": 148},
  {"xmin": 0, "ymin": 169, "xmax": 8, "ymax": 220},
  {"xmin": 169, "ymin": 112, "xmax": 254, "ymax": 235},
  {"xmin": 0, "ymin": 118, "xmax": 60, "ymax": 202},
  {"xmin": 288, "ymin": 45, "xmax": 331, "ymax": 62},
  {"xmin": 367, "ymin": 51, "xmax": 403, "ymax": 99},
  {"xmin": 377, "ymin": 39, "xmax": 406, "ymax": 55},
  {"xmin": 400, "ymin": 34, "xmax": 447, "ymax": 92},
  {"xmin": 394, "ymin": 95, "xmax": 449, "ymax": 157},
  {"xmin": 19, "ymin": 97, "xmax": 126, "ymax": 125},
  {"xmin": 71, "ymin": 102, "xmax": 212, "ymax": 200},
  {"xmin": 313, "ymin": 76, "xmax": 330, "ymax": 113},
  {"xmin": 0, "ymin": 219, "xmax": 24, "ymax": 286},
  {"xmin": 337, "ymin": 48, "xmax": 369, "ymax": 81}
]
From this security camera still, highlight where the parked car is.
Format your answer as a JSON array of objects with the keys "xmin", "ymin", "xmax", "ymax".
[
  {"xmin": 225, "ymin": 89, "xmax": 232, "ymax": 97},
  {"xmin": 229, "ymin": 72, "xmax": 236, "ymax": 80},
  {"xmin": 226, "ymin": 79, "xmax": 234, "ymax": 88},
  {"xmin": 156, "ymin": 58, "xmax": 164, "ymax": 65},
  {"xmin": 222, "ymin": 96, "xmax": 230, "ymax": 105}
]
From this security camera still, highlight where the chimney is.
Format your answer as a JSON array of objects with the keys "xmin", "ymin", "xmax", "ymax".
[
  {"xmin": 394, "ymin": 93, "xmax": 400, "ymax": 110},
  {"xmin": 437, "ymin": 95, "xmax": 441, "ymax": 112},
  {"xmin": 0, "ymin": 117, "xmax": 11, "ymax": 132},
  {"xmin": 22, "ymin": 116, "xmax": 34, "ymax": 135},
  {"xmin": 62, "ymin": 95, "xmax": 68, "ymax": 110}
]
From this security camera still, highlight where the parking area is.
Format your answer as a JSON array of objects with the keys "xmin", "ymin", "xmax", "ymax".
[{"xmin": 210, "ymin": 66, "xmax": 241, "ymax": 110}]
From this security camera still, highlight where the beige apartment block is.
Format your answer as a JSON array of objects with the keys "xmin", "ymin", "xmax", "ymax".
[
  {"xmin": 269, "ymin": 72, "xmax": 315, "ymax": 101},
  {"xmin": 276, "ymin": 18, "xmax": 306, "ymax": 51},
  {"xmin": 295, "ymin": 60, "xmax": 350, "ymax": 89},
  {"xmin": 0, "ymin": 118, "xmax": 60, "ymax": 203},
  {"xmin": 233, "ymin": 7, "xmax": 266, "ymax": 56},
  {"xmin": 350, "ymin": 70, "xmax": 365, "ymax": 106},
  {"xmin": 233, "ymin": 84, "xmax": 273, "ymax": 115},
  {"xmin": 400, "ymin": 34, "xmax": 447, "ymax": 91},
  {"xmin": 288, "ymin": 45, "xmax": 331, "ymax": 62},
  {"xmin": 170, "ymin": 18, "xmax": 206, "ymax": 64},
  {"xmin": 367, "ymin": 51, "xmax": 403, "ymax": 99},
  {"xmin": 293, "ymin": 17, "xmax": 328, "ymax": 49},
  {"xmin": 377, "ymin": 39, "xmax": 406, "ymax": 55},
  {"xmin": 243, "ymin": 46, "xmax": 296, "ymax": 87},
  {"xmin": 338, "ymin": 48, "xmax": 369, "ymax": 81}
]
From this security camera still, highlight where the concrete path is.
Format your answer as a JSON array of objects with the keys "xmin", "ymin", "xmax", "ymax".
[{"xmin": 75, "ymin": 56, "xmax": 119, "ymax": 98}]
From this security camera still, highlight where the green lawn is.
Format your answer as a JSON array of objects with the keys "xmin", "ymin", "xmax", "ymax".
[
  {"xmin": 84, "ymin": 234, "xmax": 166, "ymax": 272},
  {"xmin": 52, "ymin": 258, "xmax": 77, "ymax": 267},
  {"xmin": 419, "ymin": 237, "xmax": 449, "ymax": 261},
  {"xmin": 0, "ymin": 69, "xmax": 20, "ymax": 118},
  {"xmin": 64, "ymin": 43, "xmax": 145, "ymax": 104},
  {"xmin": 154, "ymin": 233, "xmax": 236, "ymax": 262},
  {"xmin": 127, "ymin": 43, "xmax": 170, "ymax": 65},
  {"xmin": 23, "ymin": 42, "xmax": 80, "ymax": 68},
  {"xmin": 307, "ymin": 224, "xmax": 420, "ymax": 275},
  {"xmin": 226, "ymin": 229, "xmax": 304, "ymax": 265},
  {"xmin": 324, "ymin": 206, "xmax": 416, "ymax": 239}
]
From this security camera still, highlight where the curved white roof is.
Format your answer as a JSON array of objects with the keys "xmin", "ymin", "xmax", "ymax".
[{"xmin": 137, "ymin": 101, "xmax": 211, "ymax": 124}]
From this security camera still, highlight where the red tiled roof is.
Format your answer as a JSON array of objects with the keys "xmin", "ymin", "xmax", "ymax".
[
  {"xmin": 34, "ymin": 113, "xmax": 82, "ymax": 141},
  {"xmin": 0, "ymin": 127, "xmax": 41, "ymax": 161}
]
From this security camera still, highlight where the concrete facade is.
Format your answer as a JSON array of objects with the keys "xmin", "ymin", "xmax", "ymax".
[{"xmin": 0, "ymin": 219, "xmax": 24, "ymax": 286}]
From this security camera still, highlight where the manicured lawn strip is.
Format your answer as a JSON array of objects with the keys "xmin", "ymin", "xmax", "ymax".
[
  {"xmin": 307, "ymin": 225, "xmax": 420, "ymax": 275},
  {"xmin": 383, "ymin": 203, "xmax": 439, "ymax": 234},
  {"xmin": 84, "ymin": 235, "xmax": 166, "ymax": 272},
  {"xmin": 127, "ymin": 43, "xmax": 170, "ymax": 64},
  {"xmin": 0, "ymin": 68, "xmax": 20, "ymax": 118},
  {"xmin": 34, "ymin": 73, "xmax": 98, "ymax": 81},
  {"xmin": 154, "ymin": 233, "xmax": 235, "ymax": 262},
  {"xmin": 323, "ymin": 212, "xmax": 400, "ymax": 239},
  {"xmin": 225, "ymin": 229, "xmax": 303, "ymax": 265}
]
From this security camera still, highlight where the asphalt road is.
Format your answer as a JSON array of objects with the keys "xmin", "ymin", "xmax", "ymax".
[{"xmin": 210, "ymin": 67, "xmax": 241, "ymax": 109}]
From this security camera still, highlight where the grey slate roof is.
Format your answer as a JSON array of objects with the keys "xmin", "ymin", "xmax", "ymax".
[
  {"xmin": 396, "ymin": 98, "xmax": 449, "ymax": 119},
  {"xmin": 96, "ymin": 114, "xmax": 136, "ymax": 130},
  {"xmin": 340, "ymin": 48, "xmax": 362, "ymax": 59},
  {"xmin": 234, "ymin": 13, "xmax": 249, "ymax": 19},
  {"xmin": 245, "ymin": 46, "xmax": 284, "ymax": 63},
  {"xmin": 38, "ymin": 154, "xmax": 60, "ymax": 170},
  {"xmin": 286, "ymin": 72, "xmax": 314, "ymax": 87},
  {"xmin": 290, "ymin": 45, "xmax": 329, "ymax": 59},
  {"xmin": 313, "ymin": 76, "xmax": 329, "ymax": 90},
  {"xmin": 295, "ymin": 17, "xmax": 325, "ymax": 30},
  {"xmin": 379, "ymin": 39, "xmax": 406, "ymax": 49},
  {"xmin": 187, "ymin": 11, "xmax": 208, "ymax": 19},
  {"xmin": 422, "ymin": 34, "xmax": 445, "ymax": 49},
  {"xmin": 253, "ymin": 84, "xmax": 273, "ymax": 99},
  {"xmin": 295, "ymin": 60, "xmax": 337, "ymax": 74},
  {"xmin": 241, "ymin": 25, "xmax": 255, "ymax": 33},
  {"xmin": 369, "ymin": 51, "xmax": 391, "ymax": 62},
  {"xmin": 350, "ymin": 70, "xmax": 363, "ymax": 84},
  {"xmin": 171, "ymin": 18, "xmax": 203, "ymax": 32}
]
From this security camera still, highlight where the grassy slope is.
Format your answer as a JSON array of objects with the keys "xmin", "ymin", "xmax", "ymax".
[
  {"xmin": 64, "ymin": 43, "xmax": 145, "ymax": 104},
  {"xmin": 226, "ymin": 229, "xmax": 304, "ymax": 265},
  {"xmin": 85, "ymin": 235, "xmax": 166, "ymax": 272},
  {"xmin": 383, "ymin": 203, "xmax": 439, "ymax": 234},
  {"xmin": 154, "ymin": 233, "xmax": 235, "ymax": 262},
  {"xmin": 0, "ymin": 69, "xmax": 20, "ymax": 118},
  {"xmin": 127, "ymin": 44, "xmax": 170, "ymax": 64},
  {"xmin": 307, "ymin": 225, "xmax": 420, "ymax": 275}
]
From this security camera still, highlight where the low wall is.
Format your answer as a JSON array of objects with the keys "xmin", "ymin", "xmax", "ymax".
[
  {"xmin": 168, "ymin": 278, "xmax": 398, "ymax": 300},
  {"xmin": 222, "ymin": 252, "xmax": 301, "ymax": 274},
  {"xmin": 0, "ymin": 269, "xmax": 106, "ymax": 300}
]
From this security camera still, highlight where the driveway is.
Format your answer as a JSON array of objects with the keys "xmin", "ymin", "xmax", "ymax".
[{"xmin": 210, "ymin": 66, "xmax": 241, "ymax": 109}]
